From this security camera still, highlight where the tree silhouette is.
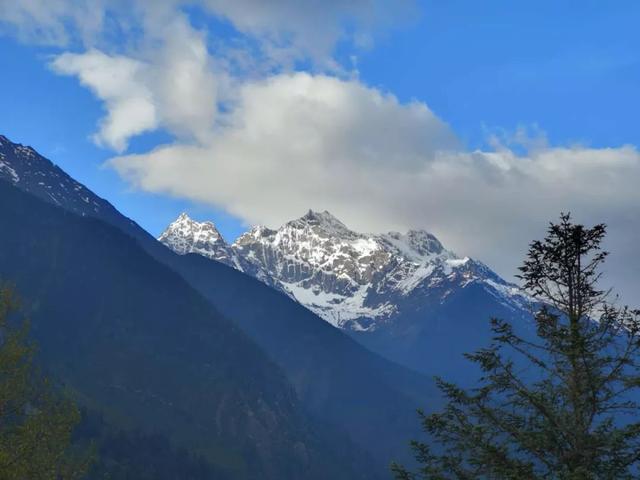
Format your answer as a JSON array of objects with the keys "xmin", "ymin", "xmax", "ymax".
[{"xmin": 393, "ymin": 214, "xmax": 640, "ymax": 479}]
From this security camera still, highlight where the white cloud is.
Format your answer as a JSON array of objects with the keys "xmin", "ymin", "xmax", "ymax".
[
  {"xmin": 2, "ymin": 0, "xmax": 638, "ymax": 300},
  {"xmin": 51, "ymin": 50, "xmax": 157, "ymax": 152},
  {"xmin": 0, "ymin": 0, "xmax": 409, "ymax": 67},
  {"xmin": 109, "ymin": 72, "xmax": 460, "ymax": 226},
  {"xmin": 50, "ymin": 14, "xmax": 219, "ymax": 151},
  {"xmin": 201, "ymin": 0, "xmax": 414, "ymax": 68},
  {"xmin": 107, "ymin": 73, "xmax": 640, "ymax": 300},
  {"xmin": 145, "ymin": 17, "xmax": 219, "ymax": 144},
  {"xmin": 7, "ymin": 0, "xmax": 408, "ymax": 149},
  {"xmin": 0, "ymin": 0, "xmax": 110, "ymax": 46}
]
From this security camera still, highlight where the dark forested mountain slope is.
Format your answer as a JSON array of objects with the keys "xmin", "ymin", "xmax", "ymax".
[
  {"xmin": 159, "ymin": 210, "xmax": 534, "ymax": 380},
  {"xmin": 0, "ymin": 182, "xmax": 374, "ymax": 480},
  {"xmin": 0, "ymin": 134, "xmax": 438, "ymax": 470}
]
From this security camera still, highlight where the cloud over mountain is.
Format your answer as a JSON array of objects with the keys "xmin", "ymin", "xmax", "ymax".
[
  {"xmin": 1, "ymin": 0, "xmax": 638, "ymax": 300},
  {"xmin": 108, "ymin": 78, "xmax": 640, "ymax": 298}
]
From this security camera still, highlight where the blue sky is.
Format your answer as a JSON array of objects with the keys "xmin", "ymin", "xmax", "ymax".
[
  {"xmin": 361, "ymin": 1, "xmax": 639, "ymax": 148},
  {"xmin": 0, "ymin": 1, "xmax": 639, "ymax": 296}
]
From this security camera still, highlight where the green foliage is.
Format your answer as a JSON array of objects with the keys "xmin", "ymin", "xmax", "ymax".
[
  {"xmin": 0, "ymin": 285, "xmax": 89, "ymax": 479},
  {"xmin": 393, "ymin": 214, "xmax": 640, "ymax": 479}
]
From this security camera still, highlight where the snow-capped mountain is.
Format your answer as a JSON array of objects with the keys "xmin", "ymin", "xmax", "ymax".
[
  {"xmin": 1, "ymin": 132, "xmax": 530, "ymax": 378},
  {"xmin": 159, "ymin": 209, "xmax": 528, "ymax": 332},
  {"xmin": 0, "ymin": 133, "xmax": 441, "ymax": 465},
  {"xmin": 0, "ymin": 135, "xmax": 139, "ymax": 232},
  {"xmin": 158, "ymin": 213, "xmax": 243, "ymax": 269},
  {"xmin": 0, "ymin": 134, "xmax": 102, "ymax": 214}
]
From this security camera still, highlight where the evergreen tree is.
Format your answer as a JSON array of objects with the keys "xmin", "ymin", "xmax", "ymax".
[
  {"xmin": 392, "ymin": 214, "xmax": 640, "ymax": 479},
  {"xmin": 0, "ymin": 285, "xmax": 89, "ymax": 479}
]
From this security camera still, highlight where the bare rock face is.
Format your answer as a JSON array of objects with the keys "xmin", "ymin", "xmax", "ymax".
[{"xmin": 159, "ymin": 209, "xmax": 529, "ymax": 332}]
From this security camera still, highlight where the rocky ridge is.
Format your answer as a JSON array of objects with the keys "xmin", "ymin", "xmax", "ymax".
[{"xmin": 159, "ymin": 210, "xmax": 527, "ymax": 331}]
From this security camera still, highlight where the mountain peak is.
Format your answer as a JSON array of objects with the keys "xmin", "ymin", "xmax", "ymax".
[
  {"xmin": 302, "ymin": 209, "xmax": 336, "ymax": 221},
  {"xmin": 0, "ymin": 135, "xmax": 38, "ymax": 157},
  {"xmin": 292, "ymin": 209, "xmax": 352, "ymax": 234},
  {"xmin": 400, "ymin": 229, "xmax": 446, "ymax": 255},
  {"xmin": 162, "ymin": 213, "xmax": 225, "ymax": 242},
  {"xmin": 171, "ymin": 212, "xmax": 224, "ymax": 234},
  {"xmin": 235, "ymin": 225, "xmax": 276, "ymax": 242},
  {"xmin": 157, "ymin": 208, "xmax": 525, "ymax": 332},
  {"xmin": 158, "ymin": 213, "xmax": 251, "ymax": 271},
  {"xmin": 0, "ymin": 133, "xmax": 114, "ymax": 216}
]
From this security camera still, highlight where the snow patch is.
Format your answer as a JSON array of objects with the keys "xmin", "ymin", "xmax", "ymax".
[{"xmin": 0, "ymin": 158, "xmax": 19, "ymax": 183}]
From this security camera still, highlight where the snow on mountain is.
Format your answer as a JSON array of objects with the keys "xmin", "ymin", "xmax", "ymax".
[
  {"xmin": 159, "ymin": 209, "xmax": 529, "ymax": 332},
  {"xmin": 0, "ymin": 143, "xmax": 20, "ymax": 183},
  {"xmin": 0, "ymin": 133, "xmax": 528, "ymax": 335},
  {"xmin": 0, "ymin": 132, "xmax": 531, "ymax": 378},
  {"xmin": 158, "ymin": 213, "xmax": 243, "ymax": 270},
  {"xmin": 0, "ymin": 135, "xmax": 140, "ymax": 234}
]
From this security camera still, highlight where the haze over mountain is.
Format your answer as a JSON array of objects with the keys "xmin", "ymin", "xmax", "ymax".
[
  {"xmin": 0, "ymin": 165, "xmax": 360, "ymax": 480},
  {"xmin": 0, "ymin": 133, "xmax": 439, "ymax": 477},
  {"xmin": 160, "ymin": 209, "xmax": 532, "ymax": 376}
]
